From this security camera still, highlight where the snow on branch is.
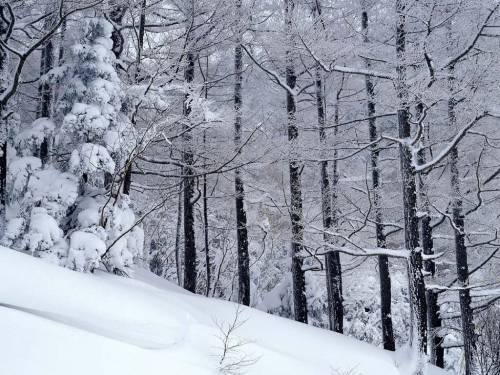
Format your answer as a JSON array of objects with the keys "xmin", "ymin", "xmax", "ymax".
[
  {"xmin": 309, "ymin": 226, "xmax": 409, "ymax": 258},
  {"xmin": 0, "ymin": 0, "xmax": 104, "ymax": 106},
  {"xmin": 413, "ymin": 112, "xmax": 489, "ymax": 172},
  {"xmin": 241, "ymin": 44, "xmax": 298, "ymax": 97},
  {"xmin": 299, "ymin": 35, "xmax": 396, "ymax": 81},
  {"xmin": 440, "ymin": 3, "xmax": 500, "ymax": 70}
]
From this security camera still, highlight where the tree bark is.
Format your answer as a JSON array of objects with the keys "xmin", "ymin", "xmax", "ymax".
[
  {"xmin": 420, "ymin": 179, "xmax": 443, "ymax": 368},
  {"xmin": 319, "ymin": 73, "xmax": 343, "ymax": 333},
  {"xmin": 285, "ymin": 0, "xmax": 307, "ymax": 323},
  {"xmin": 108, "ymin": 1, "xmax": 127, "ymax": 59},
  {"xmin": 416, "ymin": 102, "xmax": 444, "ymax": 368},
  {"xmin": 448, "ymin": 64, "xmax": 475, "ymax": 375},
  {"xmin": 330, "ymin": 88, "xmax": 344, "ymax": 333},
  {"xmin": 123, "ymin": 0, "xmax": 146, "ymax": 196},
  {"xmin": 182, "ymin": 13, "xmax": 197, "ymax": 291},
  {"xmin": 362, "ymin": 8, "xmax": 395, "ymax": 351},
  {"xmin": 234, "ymin": 0, "xmax": 250, "ymax": 306},
  {"xmin": 314, "ymin": 2, "xmax": 343, "ymax": 332},
  {"xmin": 174, "ymin": 181, "xmax": 183, "ymax": 286},
  {"xmin": 203, "ymin": 164, "xmax": 210, "ymax": 297},
  {"xmin": 37, "ymin": 15, "xmax": 54, "ymax": 166},
  {"xmin": 395, "ymin": 0, "xmax": 427, "ymax": 365},
  {"xmin": 0, "ymin": 6, "xmax": 9, "ymax": 237}
]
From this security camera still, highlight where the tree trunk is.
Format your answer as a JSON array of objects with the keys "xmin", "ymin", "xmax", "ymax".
[
  {"xmin": 314, "ymin": 4, "xmax": 343, "ymax": 330},
  {"xmin": 52, "ymin": 18, "xmax": 66, "ymax": 110},
  {"xmin": 202, "ymin": 169, "xmax": 210, "ymax": 297},
  {"xmin": 329, "ymin": 89, "xmax": 344, "ymax": 333},
  {"xmin": 174, "ymin": 181, "xmax": 183, "ymax": 286},
  {"xmin": 38, "ymin": 15, "xmax": 54, "ymax": 166},
  {"xmin": 0, "ymin": 8, "xmax": 9, "ymax": 237},
  {"xmin": 109, "ymin": 1, "xmax": 127, "ymax": 59},
  {"xmin": 182, "ymin": 44, "xmax": 197, "ymax": 293},
  {"xmin": 419, "ymin": 178, "xmax": 443, "ymax": 368},
  {"xmin": 202, "ymin": 130, "xmax": 211, "ymax": 297},
  {"xmin": 123, "ymin": 0, "xmax": 146, "ymax": 196},
  {"xmin": 234, "ymin": 0, "xmax": 250, "ymax": 306},
  {"xmin": 285, "ymin": 0, "xmax": 307, "ymax": 323},
  {"xmin": 416, "ymin": 102, "xmax": 444, "ymax": 368},
  {"xmin": 448, "ymin": 64, "xmax": 475, "ymax": 375},
  {"xmin": 362, "ymin": 8, "xmax": 395, "ymax": 351},
  {"xmin": 319, "ymin": 77, "xmax": 343, "ymax": 333},
  {"xmin": 395, "ymin": 0, "xmax": 427, "ymax": 365}
]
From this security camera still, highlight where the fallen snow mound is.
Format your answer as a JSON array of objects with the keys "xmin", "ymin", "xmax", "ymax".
[{"xmin": 0, "ymin": 249, "xmax": 447, "ymax": 375}]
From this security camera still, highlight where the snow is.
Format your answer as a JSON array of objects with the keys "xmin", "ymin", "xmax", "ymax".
[
  {"xmin": 67, "ymin": 231, "xmax": 107, "ymax": 272},
  {"xmin": 0, "ymin": 249, "xmax": 448, "ymax": 375},
  {"xmin": 15, "ymin": 118, "xmax": 54, "ymax": 154},
  {"xmin": 26, "ymin": 207, "xmax": 64, "ymax": 253},
  {"xmin": 71, "ymin": 143, "xmax": 116, "ymax": 174}
]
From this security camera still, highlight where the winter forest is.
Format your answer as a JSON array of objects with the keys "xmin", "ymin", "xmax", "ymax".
[{"xmin": 1, "ymin": 0, "xmax": 500, "ymax": 374}]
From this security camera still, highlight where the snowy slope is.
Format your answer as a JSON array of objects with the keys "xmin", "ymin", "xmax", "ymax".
[{"xmin": 0, "ymin": 249, "xmax": 448, "ymax": 375}]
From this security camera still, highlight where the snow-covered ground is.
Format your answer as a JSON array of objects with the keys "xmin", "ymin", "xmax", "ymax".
[{"xmin": 0, "ymin": 248, "xmax": 448, "ymax": 375}]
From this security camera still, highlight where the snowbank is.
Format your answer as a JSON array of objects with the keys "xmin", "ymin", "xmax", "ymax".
[{"xmin": 0, "ymin": 249, "xmax": 448, "ymax": 375}]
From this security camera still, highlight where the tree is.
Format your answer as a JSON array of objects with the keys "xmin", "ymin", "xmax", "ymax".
[
  {"xmin": 448, "ymin": 61, "xmax": 476, "ymax": 375},
  {"xmin": 394, "ymin": 0, "xmax": 427, "ymax": 366},
  {"xmin": 284, "ymin": 0, "xmax": 308, "ymax": 324},
  {"xmin": 233, "ymin": 0, "xmax": 250, "ymax": 306},
  {"xmin": 55, "ymin": 16, "xmax": 142, "ymax": 272},
  {"xmin": 361, "ymin": 4, "xmax": 394, "ymax": 351},
  {"xmin": 182, "ymin": 0, "xmax": 197, "ymax": 293}
]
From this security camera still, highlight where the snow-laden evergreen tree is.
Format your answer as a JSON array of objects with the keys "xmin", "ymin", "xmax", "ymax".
[
  {"xmin": 56, "ymin": 16, "xmax": 142, "ymax": 273},
  {"xmin": 4, "ymin": 16, "xmax": 143, "ymax": 273},
  {"xmin": 5, "ymin": 117, "xmax": 79, "ymax": 264}
]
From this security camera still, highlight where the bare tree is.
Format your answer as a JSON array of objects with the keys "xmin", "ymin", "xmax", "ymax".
[
  {"xmin": 182, "ymin": 0, "xmax": 197, "ymax": 293},
  {"xmin": 394, "ymin": 0, "xmax": 427, "ymax": 366},
  {"xmin": 361, "ymin": 4, "xmax": 394, "ymax": 351},
  {"xmin": 234, "ymin": 0, "xmax": 250, "ymax": 306},
  {"xmin": 285, "ymin": 0, "xmax": 308, "ymax": 324}
]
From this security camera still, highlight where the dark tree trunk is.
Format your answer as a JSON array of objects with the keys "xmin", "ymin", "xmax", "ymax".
[
  {"xmin": 0, "ymin": 139, "xmax": 6, "ymax": 236},
  {"xmin": 395, "ymin": 0, "xmax": 427, "ymax": 361},
  {"xmin": 362, "ymin": 9, "xmax": 395, "ymax": 351},
  {"xmin": 104, "ymin": 2, "xmax": 129, "ymax": 191},
  {"xmin": 320, "ymin": 96, "xmax": 343, "ymax": 332},
  {"xmin": 0, "ymin": 7, "xmax": 9, "ymax": 237},
  {"xmin": 448, "ymin": 65, "xmax": 475, "ymax": 375},
  {"xmin": 416, "ymin": 102, "xmax": 444, "ymax": 368},
  {"xmin": 328, "ymin": 95, "xmax": 344, "ymax": 333},
  {"xmin": 52, "ymin": 18, "xmax": 66, "ymax": 109},
  {"xmin": 123, "ymin": 0, "xmax": 146, "ymax": 197},
  {"xmin": 420, "ymin": 185, "xmax": 444, "ymax": 367},
  {"xmin": 37, "ymin": 16, "xmax": 54, "ymax": 166},
  {"xmin": 174, "ymin": 181, "xmax": 183, "ymax": 286},
  {"xmin": 285, "ymin": 0, "xmax": 307, "ymax": 323},
  {"xmin": 314, "ymin": 5, "xmax": 343, "ymax": 329},
  {"xmin": 136, "ymin": 0, "xmax": 147, "ymax": 78},
  {"xmin": 108, "ymin": 1, "xmax": 127, "ymax": 59},
  {"xmin": 234, "ymin": 0, "xmax": 250, "ymax": 306},
  {"xmin": 182, "ymin": 50, "xmax": 197, "ymax": 293},
  {"xmin": 123, "ymin": 166, "xmax": 132, "ymax": 195},
  {"xmin": 203, "ymin": 166, "xmax": 210, "ymax": 297}
]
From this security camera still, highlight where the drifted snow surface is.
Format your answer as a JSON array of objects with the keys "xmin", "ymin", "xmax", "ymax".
[{"xmin": 0, "ymin": 249, "xmax": 448, "ymax": 375}]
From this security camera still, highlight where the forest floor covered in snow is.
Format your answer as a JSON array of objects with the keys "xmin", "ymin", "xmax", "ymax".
[{"xmin": 0, "ymin": 248, "xmax": 449, "ymax": 375}]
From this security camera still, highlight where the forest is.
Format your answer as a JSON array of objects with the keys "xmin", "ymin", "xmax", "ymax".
[{"xmin": 1, "ymin": 0, "xmax": 500, "ymax": 374}]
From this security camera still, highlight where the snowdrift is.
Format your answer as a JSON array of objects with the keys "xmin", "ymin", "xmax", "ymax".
[{"xmin": 0, "ymin": 248, "xmax": 447, "ymax": 375}]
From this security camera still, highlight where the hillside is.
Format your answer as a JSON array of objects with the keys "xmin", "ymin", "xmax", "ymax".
[{"xmin": 0, "ymin": 249, "xmax": 449, "ymax": 375}]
